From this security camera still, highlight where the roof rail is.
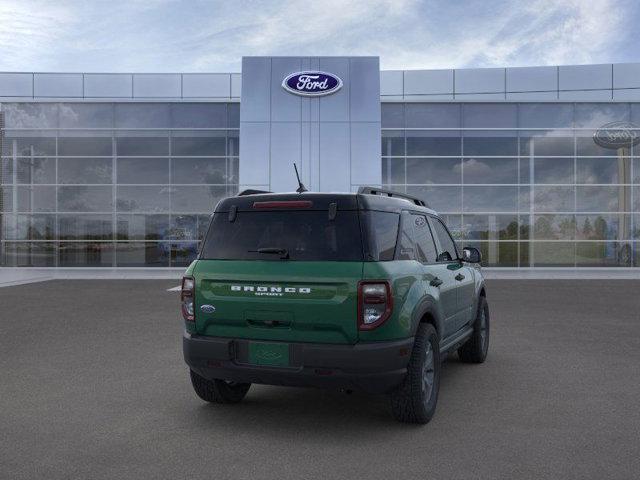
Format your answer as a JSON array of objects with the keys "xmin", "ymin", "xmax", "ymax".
[
  {"xmin": 357, "ymin": 186, "xmax": 429, "ymax": 208},
  {"xmin": 237, "ymin": 189, "xmax": 272, "ymax": 196}
]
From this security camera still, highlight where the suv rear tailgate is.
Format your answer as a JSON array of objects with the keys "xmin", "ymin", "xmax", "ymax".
[{"xmin": 194, "ymin": 260, "xmax": 363, "ymax": 344}]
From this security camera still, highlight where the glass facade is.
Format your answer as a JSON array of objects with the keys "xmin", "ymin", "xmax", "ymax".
[
  {"xmin": 2, "ymin": 100, "xmax": 640, "ymax": 268},
  {"xmin": 0, "ymin": 102, "xmax": 239, "ymax": 267},
  {"xmin": 383, "ymin": 103, "xmax": 640, "ymax": 267}
]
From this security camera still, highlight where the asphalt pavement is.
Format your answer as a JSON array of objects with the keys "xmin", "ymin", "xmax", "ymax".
[{"xmin": 1, "ymin": 279, "xmax": 639, "ymax": 479}]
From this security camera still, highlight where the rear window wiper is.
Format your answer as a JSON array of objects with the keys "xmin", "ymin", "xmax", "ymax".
[{"xmin": 248, "ymin": 247, "xmax": 290, "ymax": 260}]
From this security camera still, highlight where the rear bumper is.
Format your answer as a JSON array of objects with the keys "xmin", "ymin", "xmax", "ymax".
[{"xmin": 183, "ymin": 332, "xmax": 413, "ymax": 394}]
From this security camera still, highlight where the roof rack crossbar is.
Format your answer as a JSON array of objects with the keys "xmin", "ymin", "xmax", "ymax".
[
  {"xmin": 238, "ymin": 189, "xmax": 272, "ymax": 196},
  {"xmin": 357, "ymin": 186, "xmax": 429, "ymax": 208}
]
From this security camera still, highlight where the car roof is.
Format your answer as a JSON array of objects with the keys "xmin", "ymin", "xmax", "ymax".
[{"xmin": 215, "ymin": 191, "xmax": 439, "ymax": 216}]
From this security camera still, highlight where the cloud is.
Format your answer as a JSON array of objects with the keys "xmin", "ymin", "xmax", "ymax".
[{"xmin": 0, "ymin": 0, "xmax": 636, "ymax": 72}]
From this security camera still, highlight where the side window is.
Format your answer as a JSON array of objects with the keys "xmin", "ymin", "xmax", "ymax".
[
  {"xmin": 397, "ymin": 213, "xmax": 417, "ymax": 260},
  {"xmin": 362, "ymin": 211, "xmax": 400, "ymax": 261},
  {"xmin": 430, "ymin": 217, "xmax": 458, "ymax": 262},
  {"xmin": 412, "ymin": 214, "xmax": 438, "ymax": 263}
]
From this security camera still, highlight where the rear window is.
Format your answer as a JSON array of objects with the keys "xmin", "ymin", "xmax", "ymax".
[{"xmin": 201, "ymin": 210, "xmax": 363, "ymax": 261}]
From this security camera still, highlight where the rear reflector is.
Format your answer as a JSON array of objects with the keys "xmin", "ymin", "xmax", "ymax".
[{"xmin": 253, "ymin": 200, "xmax": 313, "ymax": 209}]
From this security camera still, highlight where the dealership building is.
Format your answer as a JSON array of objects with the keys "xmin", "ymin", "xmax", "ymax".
[{"xmin": 1, "ymin": 56, "xmax": 640, "ymax": 271}]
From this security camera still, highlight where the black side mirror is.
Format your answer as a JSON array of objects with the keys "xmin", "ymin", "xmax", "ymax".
[{"xmin": 462, "ymin": 247, "xmax": 482, "ymax": 264}]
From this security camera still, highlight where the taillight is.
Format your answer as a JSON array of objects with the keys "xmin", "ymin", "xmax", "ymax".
[
  {"xmin": 358, "ymin": 281, "xmax": 393, "ymax": 330},
  {"xmin": 181, "ymin": 276, "xmax": 195, "ymax": 322}
]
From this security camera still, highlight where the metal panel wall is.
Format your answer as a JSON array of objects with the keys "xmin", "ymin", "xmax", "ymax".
[{"xmin": 239, "ymin": 56, "xmax": 381, "ymax": 193}]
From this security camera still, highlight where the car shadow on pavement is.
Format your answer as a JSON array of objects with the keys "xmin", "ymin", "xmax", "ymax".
[{"xmin": 182, "ymin": 355, "xmax": 467, "ymax": 436}]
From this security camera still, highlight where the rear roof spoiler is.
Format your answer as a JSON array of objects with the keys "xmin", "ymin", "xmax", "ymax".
[
  {"xmin": 237, "ymin": 189, "xmax": 272, "ymax": 196},
  {"xmin": 357, "ymin": 186, "xmax": 429, "ymax": 208}
]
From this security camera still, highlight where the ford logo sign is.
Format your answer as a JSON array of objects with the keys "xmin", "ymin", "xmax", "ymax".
[
  {"xmin": 593, "ymin": 121, "xmax": 640, "ymax": 149},
  {"xmin": 282, "ymin": 71, "xmax": 343, "ymax": 97},
  {"xmin": 200, "ymin": 304, "xmax": 216, "ymax": 314}
]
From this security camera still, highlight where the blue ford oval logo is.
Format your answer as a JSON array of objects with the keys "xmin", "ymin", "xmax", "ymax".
[
  {"xmin": 282, "ymin": 71, "xmax": 343, "ymax": 97},
  {"xmin": 200, "ymin": 304, "xmax": 216, "ymax": 314}
]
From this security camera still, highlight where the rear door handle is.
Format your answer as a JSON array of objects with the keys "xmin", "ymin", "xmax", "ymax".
[
  {"xmin": 429, "ymin": 277, "xmax": 443, "ymax": 287},
  {"xmin": 455, "ymin": 273, "xmax": 465, "ymax": 281}
]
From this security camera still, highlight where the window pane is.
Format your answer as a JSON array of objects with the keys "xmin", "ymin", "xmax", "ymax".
[
  {"xmin": 576, "ymin": 186, "xmax": 623, "ymax": 212},
  {"xmin": 465, "ymin": 241, "xmax": 518, "ymax": 267},
  {"xmin": 59, "ymin": 103, "xmax": 113, "ymax": 128},
  {"xmin": 169, "ymin": 214, "xmax": 209, "ymax": 241},
  {"xmin": 464, "ymin": 104, "xmax": 517, "ymax": 128},
  {"xmin": 412, "ymin": 214, "xmax": 437, "ymax": 263},
  {"xmin": 518, "ymin": 104, "xmax": 573, "ymax": 128},
  {"xmin": 462, "ymin": 157, "xmax": 517, "ymax": 184},
  {"xmin": 534, "ymin": 158, "xmax": 574, "ymax": 184},
  {"xmin": 382, "ymin": 158, "xmax": 405, "ymax": 184},
  {"xmin": 576, "ymin": 135, "xmax": 620, "ymax": 156},
  {"xmin": 171, "ymin": 158, "xmax": 228, "ymax": 184},
  {"xmin": 533, "ymin": 242, "xmax": 575, "ymax": 266},
  {"xmin": 10, "ymin": 136, "xmax": 56, "ymax": 156},
  {"xmin": 227, "ymin": 130, "xmax": 239, "ymax": 157},
  {"xmin": 16, "ymin": 157, "xmax": 56, "ymax": 184},
  {"xmin": 171, "ymin": 134, "xmax": 226, "ymax": 156},
  {"xmin": 58, "ymin": 214, "xmax": 113, "ymax": 240},
  {"xmin": 59, "ymin": 242, "xmax": 114, "ymax": 267},
  {"xmin": 228, "ymin": 103, "xmax": 240, "ymax": 127},
  {"xmin": 171, "ymin": 242, "xmax": 199, "ymax": 267},
  {"xmin": 463, "ymin": 186, "xmax": 518, "ymax": 212},
  {"xmin": 381, "ymin": 130, "xmax": 404, "ymax": 156},
  {"xmin": 362, "ymin": 211, "xmax": 399, "ymax": 261},
  {"xmin": 429, "ymin": 217, "xmax": 458, "ymax": 261},
  {"xmin": 3, "ymin": 104, "xmax": 58, "ymax": 128},
  {"xmin": 406, "ymin": 158, "xmax": 461, "ymax": 184},
  {"xmin": 574, "ymin": 103, "xmax": 630, "ymax": 128},
  {"xmin": 406, "ymin": 104, "xmax": 460, "ymax": 128},
  {"xmin": 520, "ymin": 134, "xmax": 574, "ymax": 156},
  {"xmin": 396, "ymin": 214, "xmax": 417, "ymax": 261},
  {"xmin": 116, "ymin": 214, "xmax": 169, "ymax": 240},
  {"xmin": 117, "ymin": 158, "xmax": 169, "ymax": 184},
  {"xmin": 170, "ymin": 103, "xmax": 227, "ymax": 128},
  {"xmin": 462, "ymin": 214, "xmax": 518, "ymax": 240},
  {"xmin": 533, "ymin": 215, "xmax": 576, "ymax": 240},
  {"xmin": 406, "ymin": 186, "xmax": 461, "ymax": 212},
  {"xmin": 463, "ymin": 136, "xmax": 518, "ymax": 156},
  {"xmin": 58, "ymin": 186, "xmax": 113, "ymax": 212},
  {"xmin": 576, "ymin": 242, "xmax": 631, "ymax": 267},
  {"xmin": 116, "ymin": 186, "xmax": 170, "ymax": 213},
  {"xmin": 14, "ymin": 214, "xmax": 55, "ymax": 240},
  {"xmin": 116, "ymin": 136, "xmax": 168, "ymax": 156},
  {"xmin": 58, "ymin": 158, "xmax": 112, "ymax": 184},
  {"xmin": 534, "ymin": 186, "xmax": 574, "ymax": 212},
  {"xmin": 382, "ymin": 103, "xmax": 404, "ymax": 128},
  {"xmin": 576, "ymin": 214, "xmax": 629, "ymax": 240},
  {"xmin": 114, "ymin": 104, "xmax": 170, "ymax": 128},
  {"xmin": 116, "ymin": 242, "xmax": 170, "ymax": 267},
  {"xmin": 17, "ymin": 185, "xmax": 56, "ymax": 212},
  {"xmin": 576, "ymin": 157, "xmax": 627, "ymax": 184},
  {"xmin": 1, "ymin": 157, "xmax": 12, "ymax": 183},
  {"xmin": 406, "ymin": 131, "xmax": 461, "ymax": 156},
  {"xmin": 2, "ymin": 242, "xmax": 56, "ymax": 267},
  {"xmin": 58, "ymin": 137, "xmax": 113, "ymax": 156},
  {"xmin": 1, "ymin": 186, "xmax": 12, "ymax": 211},
  {"xmin": 171, "ymin": 185, "xmax": 226, "ymax": 212}
]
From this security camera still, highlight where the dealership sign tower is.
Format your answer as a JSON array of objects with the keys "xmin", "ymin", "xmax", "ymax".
[{"xmin": 239, "ymin": 57, "xmax": 381, "ymax": 193}]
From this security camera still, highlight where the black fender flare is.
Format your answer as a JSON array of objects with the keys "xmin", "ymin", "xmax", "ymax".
[{"xmin": 410, "ymin": 296, "xmax": 444, "ymax": 339}]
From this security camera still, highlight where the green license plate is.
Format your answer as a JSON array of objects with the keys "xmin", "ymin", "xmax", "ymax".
[{"xmin": 248, "ymin": 342, "xmax": 290, "ymax": 367}]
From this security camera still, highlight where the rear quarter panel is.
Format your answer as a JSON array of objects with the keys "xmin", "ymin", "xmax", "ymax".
[{"xmin": 359, "ymin": 261, "xmax": 426, "ymax": 341}]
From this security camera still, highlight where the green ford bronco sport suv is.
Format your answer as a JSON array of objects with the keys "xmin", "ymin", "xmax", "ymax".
[{"xmin": 181, "ymin": 187, "xmax": 489, "ymax": 424}]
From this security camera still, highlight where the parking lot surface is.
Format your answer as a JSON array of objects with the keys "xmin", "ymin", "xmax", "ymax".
[{"xmin": 1, "ymin": 279, "xmax": 639, "ymax": 479}]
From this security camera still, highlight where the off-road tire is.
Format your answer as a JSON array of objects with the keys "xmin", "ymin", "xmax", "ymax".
[
  {"xmin": 458, "ymin": 296, "xmax": 490, "ymax": 363},
  {"xmin": 390, "ymin": 323, "xmax": 441, "ymax": 424},
  {"xmin": 189, "ymin": 370, "xmax": 251, "ymax": 404}
]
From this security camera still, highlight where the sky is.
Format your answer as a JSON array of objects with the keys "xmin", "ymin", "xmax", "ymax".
[{"xmin": 0, "ymin": 0, "xmax": 638, "ymax": 73}]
